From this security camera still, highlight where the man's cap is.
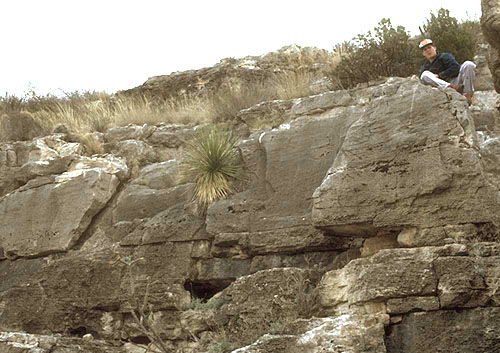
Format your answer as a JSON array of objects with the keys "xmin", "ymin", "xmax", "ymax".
[{"xmin": 419, "ymin": 39, "xmax": 433, "ymax": 49}]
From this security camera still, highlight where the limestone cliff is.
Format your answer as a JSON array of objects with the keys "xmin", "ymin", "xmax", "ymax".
[{"xmin": 2, "ymin": 24, "xmax": 500, "ymax": 353}]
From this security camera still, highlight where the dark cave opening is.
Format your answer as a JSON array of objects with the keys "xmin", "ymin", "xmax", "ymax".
[
  {"xmin": 129, "ymin": 336, "xmax": 152, "ymax": 345},
  {"xmin": 183, "ymin": 279, "xmax": 233, "ymax": 300}
]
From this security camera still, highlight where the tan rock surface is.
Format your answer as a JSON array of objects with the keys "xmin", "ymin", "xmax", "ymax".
[
  {"xmin": 481, "ymin": 0, "xmax": 500, "ymax": 92},
  {"xmin": 0, "ymin": 155, "xmax": 127, "ymax": 258},
  {"xmin": 313, "ymin": 79, "xmax": 500, "ymax": 234}
]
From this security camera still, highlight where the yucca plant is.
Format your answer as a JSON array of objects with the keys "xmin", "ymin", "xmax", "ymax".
[{"xmin": 180, "ymin": 125, "xmax": 243, "ymax": 209}]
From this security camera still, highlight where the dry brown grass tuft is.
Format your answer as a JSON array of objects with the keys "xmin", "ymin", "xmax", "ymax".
[
  {"xmin": 0, "ymin": 47, "xmax": 343, "ymax": 142},
  {"xmin": 209, "ymin": 82, "xmax": 277, "ymax": 123},
  {"xmin": 272, "ymin": 70, "xmax": 320, "ymax": 100},
  {"xmin": 0, "ymin": 111, "xmax": 47, "ymax": 141}
]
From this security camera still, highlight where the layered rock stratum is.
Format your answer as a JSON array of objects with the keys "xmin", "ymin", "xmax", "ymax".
[{"xmin": 2, "ymin": 12, "xmax": 500, "ymax": 353}]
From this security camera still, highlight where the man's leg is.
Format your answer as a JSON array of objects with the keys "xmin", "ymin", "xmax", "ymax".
[
  {"xmin": 457, "ymin": 61, "xmax": 476, "ymax": 94},
  {"xmin": 420, "ymin": 70, "xmax": 450, "ymax": 88}
]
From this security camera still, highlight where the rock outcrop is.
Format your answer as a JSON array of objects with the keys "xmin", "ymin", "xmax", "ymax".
[
  {"xmin": 2, "ymin": 40, "xmax": 500, "ymax": 353},
  {"xmin": 119, "ymin": 45, "xmax": 336, "ymax": 101},
  {"xmin": 481, "ymin": 0, "xmax": 500, "ymax": 92},
  {"xmin": 312, "ymin": 79, "xmax": 499, "ymax": 234}
]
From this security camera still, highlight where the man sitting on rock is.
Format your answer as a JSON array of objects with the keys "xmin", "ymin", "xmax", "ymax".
[{"xmin": 412, "ymin": 39, "xmax": 476, "ymax": 104}]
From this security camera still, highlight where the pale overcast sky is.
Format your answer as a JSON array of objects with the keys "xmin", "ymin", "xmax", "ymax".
[{"xmin": 1, "ymin": 0, "xmax": 481, "ymax": 97}]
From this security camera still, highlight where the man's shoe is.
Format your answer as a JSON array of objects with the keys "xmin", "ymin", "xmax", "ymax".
[{"xmin": 463, "ymin": 93, "xmax": 473, "ymax": 105}]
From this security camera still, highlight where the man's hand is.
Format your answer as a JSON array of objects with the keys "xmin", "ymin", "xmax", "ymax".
[{"xmin": 411, "ymin": 74, "xmax": 418, "ymax": 80}]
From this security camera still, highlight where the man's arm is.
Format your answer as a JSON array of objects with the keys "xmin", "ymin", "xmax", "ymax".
[
  {"xmin": 417, "ymin": 62, "xmax": 429, "ymax": 80},
  {"xmin": 438, "ymin": 53, "xmax": 460, "ymax": 80}
]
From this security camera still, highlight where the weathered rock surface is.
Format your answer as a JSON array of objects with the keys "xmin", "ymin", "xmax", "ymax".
[
  {"xmin": 2, "ymin": 66, "xmax": 500, "ymax": 353},
  {"xmin": 317, "ymin": 243, "xmax": 500, "ymax": 353},
  {"xmin": 386, "ymin": 308, "xmax": 500, "ymax": 353},
  {"xmin": 0, "ymin": 246, "xmax": 191, "ymax": 339},
  {"xmin": 0, "ymin": 136, "xmax": 81, "ymax": 198},
  {"xmin": 482, "ymin": 0, "xmax": 500, "ymax": 92},
  {"xmin": 214, "ymin": 268, "xmax": 319, "ymax": 341},
  {"xmin": 319, "ymin": 244, "xmax": 500, "ymax": 312},
  {"xmin": 0, "ymin": 151, "xmax": 127, "ymax": 259},
  {"xmin": 206, "ymin": 87, "xmax": 377, "ymax": 260},
  {"xmin": 113, "ymin": 161, "xmax": 192, "ymax": 223},
  {"xmin": 475, "ymin": 41, "xmax": 496, "ymax": 91},
  {"xmin": 471, "ymin": 90, "xmax": 500, "ymax": 131},
  {"xmin": 119, "ymin": 45, "xmax": 335, "ymax": 101},
  {"xmin": 312, "ymin": 79, "xmax": 500, "ymax": 235},
  {"xmin": 0, "ymin": 331, "xmax": 126, "ymax": 353},
  {"xmin": 232, "ymin": 315, "xmax": 387, "ymax": 353}
]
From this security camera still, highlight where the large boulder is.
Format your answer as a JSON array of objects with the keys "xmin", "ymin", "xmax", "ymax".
[
  {"xmin": 481, "ymin": 0, "xmax": 500, "ymax": 92},
  {"xmin": 386, "ymin": 308, "xmax": 500, "ymax": 353},
  {"xmin": 312, "ymin": 79, "xmax": 500, "ymax": 235},
  {"xmin": 318, "ymin": 243, "xmax": 500, "ymax": 350},
  {"xmin": 206, "ymin": 89, "xmax": 363, "ymax": 258},
  {"xmin": 0, "ymin": 155, "xmax": 127, "ymax": 259},
  {"xmin": 0, "ymin": 245, "xmax": 191, "ymax": 338},
  {"xmin": 474, "ymin": 42, "xmax": 496, "ymax": 91},
  {"xmin": 0, "ymin": 135, "xmax": 81, "ymax": 198},
  {"xmin": 471, "ymin": 90, "xmax": 500, "ymax": 132},
  {"xmin": 214, "ymin": 267, "xmax": 322, "ymax": 347},
  {"xmin": 112, "ymin": 160, "xmax": 193, "ymax": 223},
  {"xmin": 319, "ymin": 243, "xmax": 500, "ymax": 312},
  {"xmin": 231, "ymin": 314, "xmax": 387, "ymax": 353}
]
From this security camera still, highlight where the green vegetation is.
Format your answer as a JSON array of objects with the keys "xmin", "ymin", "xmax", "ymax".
[
  {"xmin": 419, "ymin": 8, "xmax": 480, "ymax": 63},
  {"xmin": 179, "ymin": 125, "xmax": 243, "ymax": 209},
  {"xmin": 331, "ymin": 18, "xmax": 419, "ymax": 88},
  {"xmin": 329, "ymin": 8, "xmax": 480, "ymax": 88}
]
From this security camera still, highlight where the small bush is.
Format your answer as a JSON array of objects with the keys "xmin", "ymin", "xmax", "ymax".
[
  {"xmin": 179, "ymin": 125, "xmax": 243, "ymax": 209},
  {"xmin": 329, "ymin": 9, "xmax": 480, "ymax": 89},
  {"xmin": 330, "ymin": 18, "xmax": 419, "ymax": 88}
]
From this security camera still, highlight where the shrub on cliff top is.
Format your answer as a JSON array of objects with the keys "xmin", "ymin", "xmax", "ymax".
[
  {"xmin": 330, "ymin": 18, "xmax": 419, "ymax": 89},
  {"xmin": 329, "ymin": 9, "xmax": 480, "ymax": 89},
  {"xmin": 419, "ymin": 8, "xmax": 479, "ymax": 63}
]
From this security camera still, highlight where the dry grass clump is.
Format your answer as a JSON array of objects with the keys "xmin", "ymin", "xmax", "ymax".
[
  {"xmin": 0, "ymin": 47, "xmax": 341, "ymax": 143},
  {"xmin": 0, "ymin": 92, "xmax": 215, "ymax": 144},
  {"xmin": 271, "ymin": 70, "xmax": 322, "ymax": 100},
  {"xmin": 0, "ymin": 111, "xmax": 47, "ymax": 141},
  {"xmin": 262, "ymin": 45, "xmax": 340, "ymax": 71},
  {"xmin": 209, "ymin": 82, "xmax": 277, "ymax": 123},
  {"xmin": 160, "ymin": 94, "xmax": 214, "ymax": 125}
]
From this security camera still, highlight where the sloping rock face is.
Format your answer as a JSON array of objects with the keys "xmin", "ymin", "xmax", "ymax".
[
  {"xmin": 205, "ymin": 89, "xmax": 362, "ymax": 260},
  {"xmin": 119, "ymin": 45, "xmax": 335, "ymax": 100},
  {"xmin": 0, "ymin": 157, "xmax": 125, "ymax": 259},
  {"xmin": 482, "ymin": 0, "xmax": 500, "ymax": 92},
  {"xmin": 1, "ymin": 73, "xmax": 500, "ymax": 353},
  {"xmin": 0, "ymin": 136, "xmax": 128, "ymax": 259},
  {"xmin": 319, "ymin": 243, "xmax": 500, "ymax": 353},
  {"xmin": 312, "ymin": 79, "xmax": 500, "ymax": 234}
]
